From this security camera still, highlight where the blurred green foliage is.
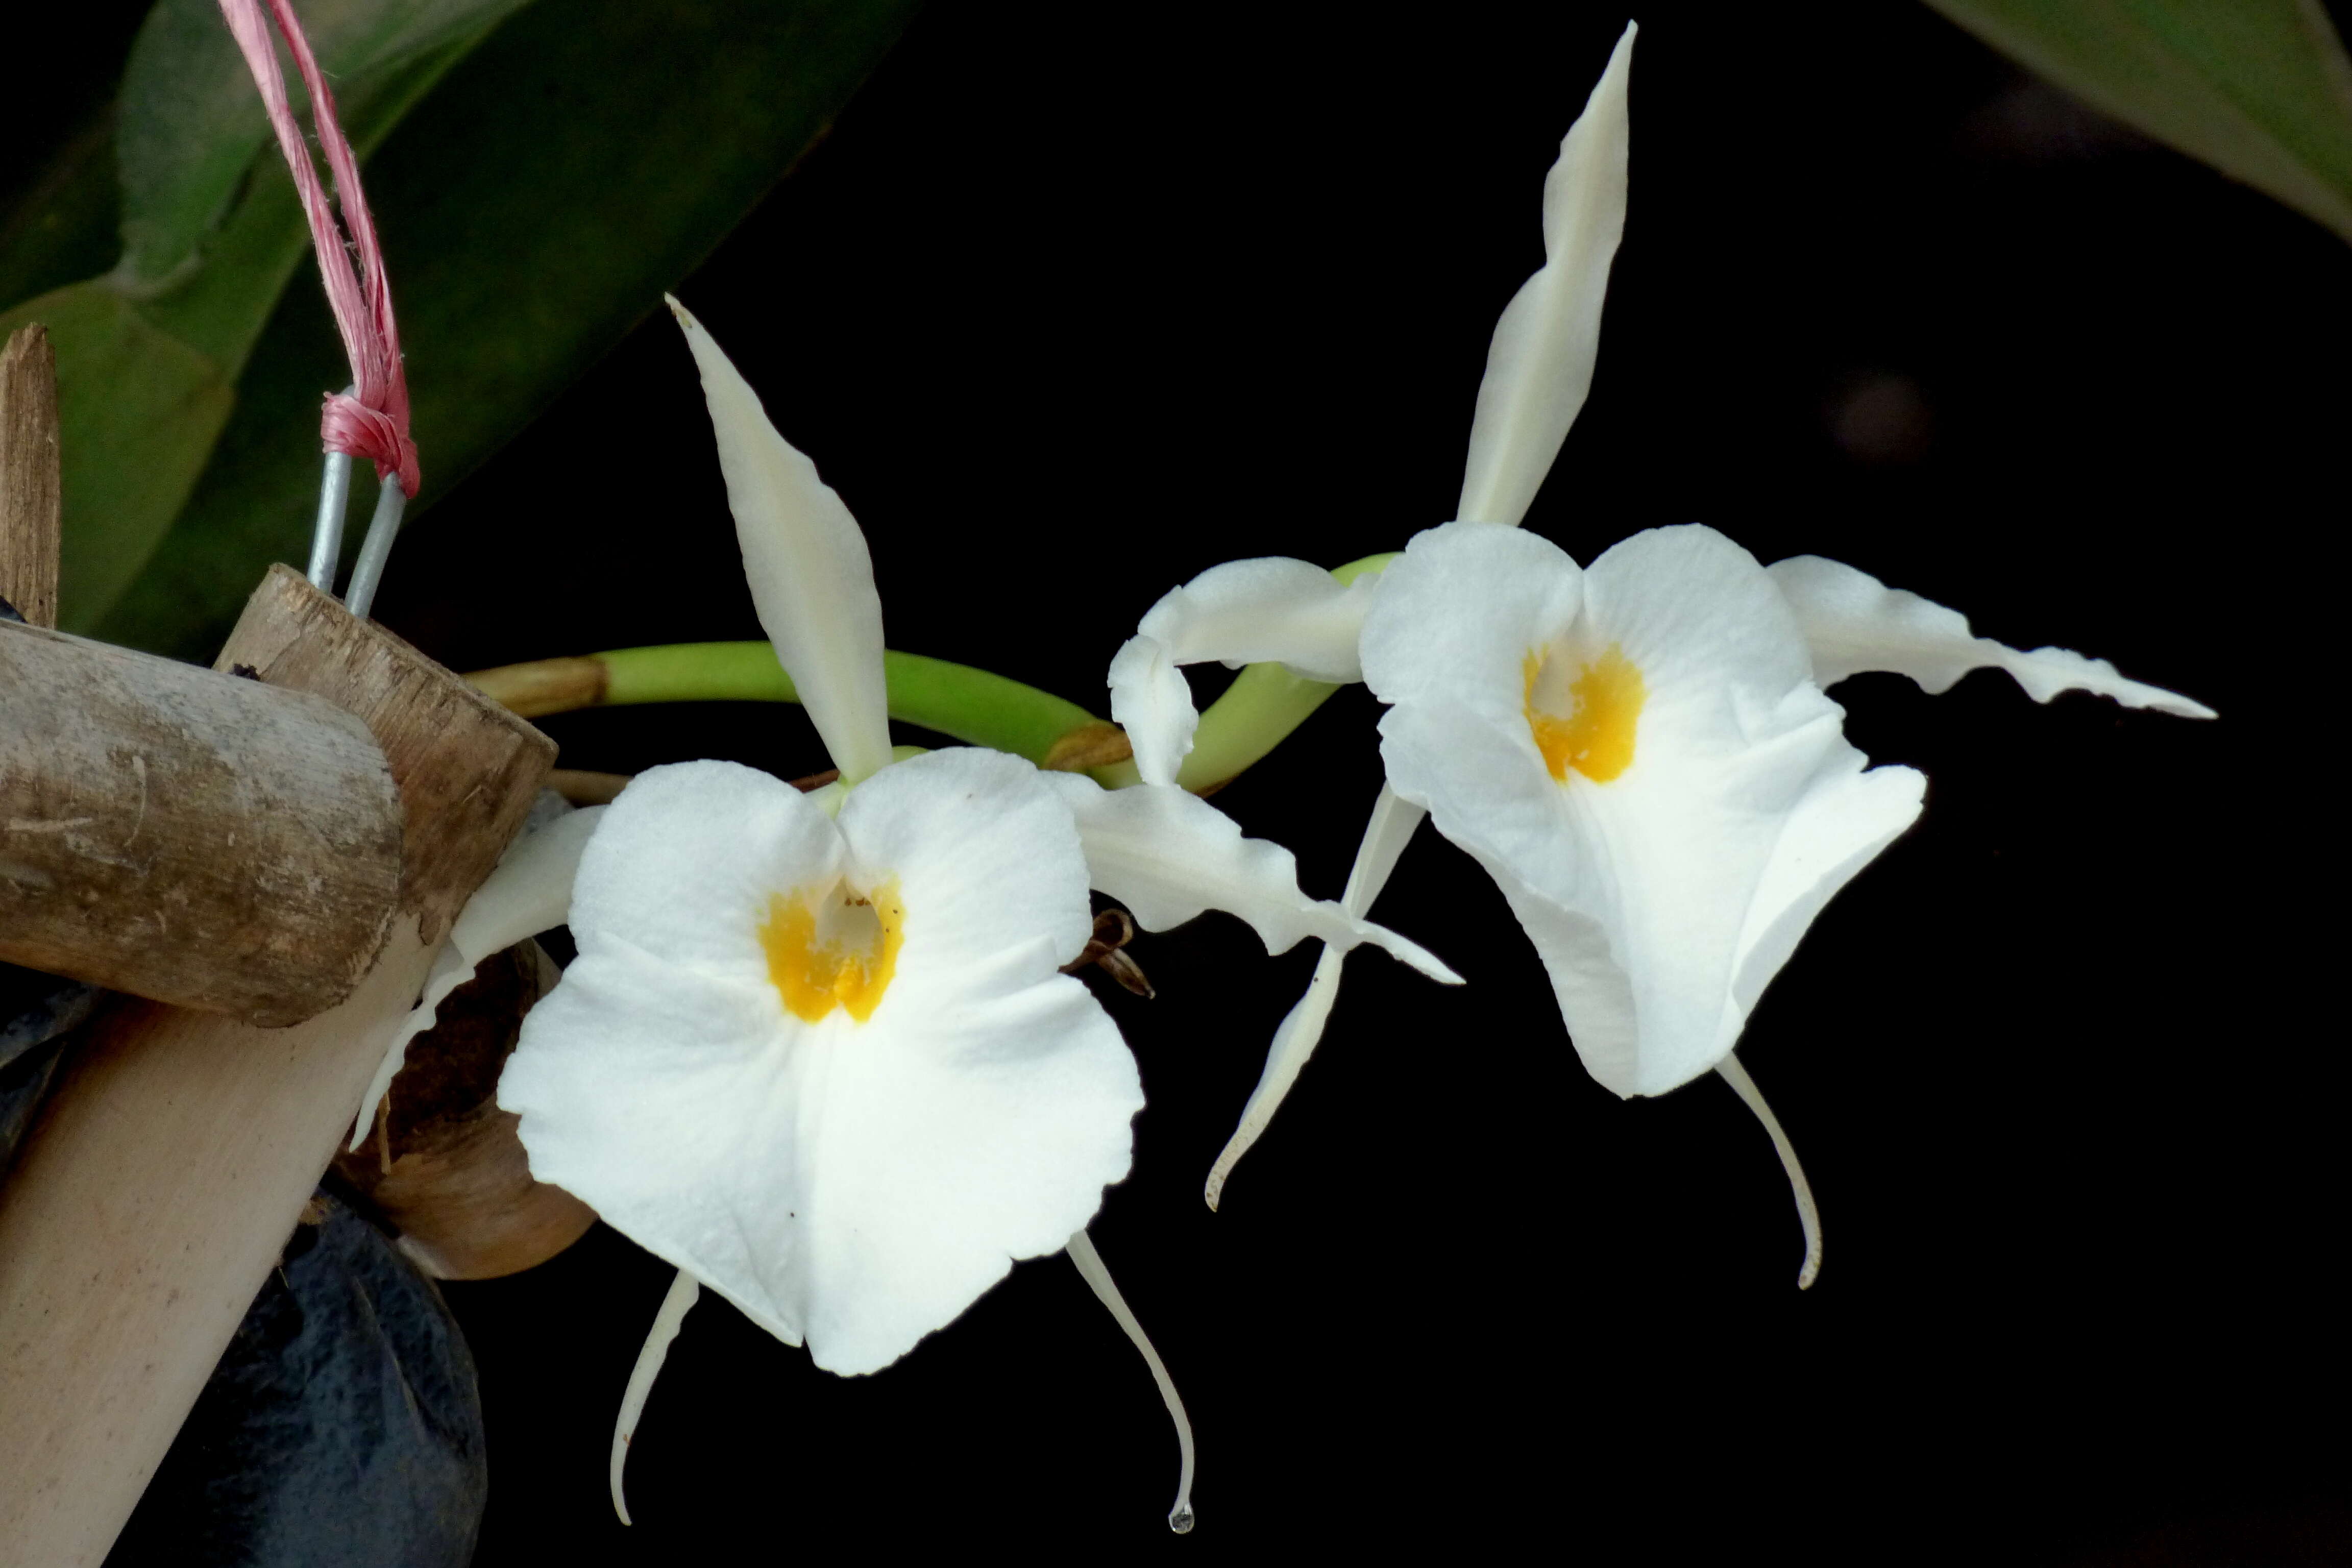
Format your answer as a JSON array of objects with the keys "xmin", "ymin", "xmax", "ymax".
[
  {"xmin": 1926, "ymin": 0, "xmax": 2352, "ymax": 244},
  {"xmin": 0, "ymin": 0, "xmax": 917, "ymax": 656}
]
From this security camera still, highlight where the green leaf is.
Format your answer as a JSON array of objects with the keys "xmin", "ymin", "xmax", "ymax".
[
  {"xmin": 94, "ymin": 0, "xmax": 917, "ymax": 658},
  {"xmin": 120, "ymin": 4, "xmax": 531, "ymax": 368},
  {"xmin": 99, "ymin": 0, "xmax": 920, "ymax": 659},
  {"xmin": 1922, "ymin": 0, "xmax": 2352, "ymax": 244},
  {"xmin": 0, "ymin": 281, "xmax": 235, "ymax": 619},
  {"xmin": 5, "ymin": 0, "xmax": 536, "ymax": 633},
  {"xmin": 115, "ymin": 0, "xmax": 540, "ymax": 291}
]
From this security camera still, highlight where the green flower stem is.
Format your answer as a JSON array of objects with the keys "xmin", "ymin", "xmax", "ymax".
[
  {"xmin": 474, "ymin": 551, "xmax": 1400, "ymax": 792},
  {"xmin": 595, "ymin": 644, "xmax": 1103, "ymax": 771},
  {"xmin": 1172, "ymin": 550, "xmax": 1399, "ymax": 791},
  {"xmin": 1175, "ymin": 665, "xmax": 1339, "ymax": 792}
]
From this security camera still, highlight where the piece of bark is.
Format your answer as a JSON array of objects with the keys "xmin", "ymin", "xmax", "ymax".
[
  {"xmin": 216, "ymin": 566, "xmax": 553, "ymax": 947},
  {"xmin": 0, "ymin": 324, "xmax": 61, "ymax": 631},
  {"xmin": 0, "ymin": 569, "xmax": 553, "ymax": 1567},
  {"xmin": 333, "ymin": 942, "xmax": 595, "ymax": 1281},
  {"xmin": 0, "ymin": 621, "xmax": 403, "ymax": 1025}
]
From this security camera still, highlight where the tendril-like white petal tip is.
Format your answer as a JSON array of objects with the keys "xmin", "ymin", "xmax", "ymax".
[
  {"xmin": 1067, "ymin": 1230, "xmax": 1194, "ymax": 1532},
  {"xmin": 1717, "ymin": 1052, "xmax": 1823, "ymax": 1290},
  {"xmin": 610, "ymin": 1268, "xmax": 701, "ymax": 1527}
]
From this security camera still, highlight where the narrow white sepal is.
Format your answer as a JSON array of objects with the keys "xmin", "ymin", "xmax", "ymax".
[
  {"xmin": 1715, "ymin": 1051, "xmax": 1822, "ymax": 1290},
  {"xmin": 1066, "ymin": 1230, "xmax": 1195, "ymax": 1534},
  {"xmin": 1205, "ymin": 787, "xmax": 1428, "ymax": 1208},
  {"xmin": 1044, "ymin": 775, "xmax": 1457, "ymax": 984},
  {"xmin": 1455, "ymin": 21, "xmax": 1635, "ymax": 528},
  {"xmin": 610, "ymin": 1267, "xmax": 701, "ymax": 1527},
  {"xmin": 1205, "ymin": 944, "xmax": 1341, "ymax": 1212},
  {"xmin": 1109, "ymin": 559, "xmax": 1379, "ymax": 789},
  {"xmin": 1766, "ymin": 554, "xmax": 2215, "ymax": 719},
  {"xmin": 668, "ymin": 297, "xmax": 896, "ymax": 782},
  {"xmin": 348, "ymin": 806, "xmax": 605, "ymax": 1150}
]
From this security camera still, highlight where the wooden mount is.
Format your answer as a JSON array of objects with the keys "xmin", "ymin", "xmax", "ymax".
[
  {"xmin": 0, "ymin": 621, "xmax": 404, "ymax": 1024},
  {"xmin": 0, "ymin": 568, "xmax": 555, "ymax": 1565},
  {"xmin": 216, "ymin": 566, "xmax": 556, "ymax": 945}
]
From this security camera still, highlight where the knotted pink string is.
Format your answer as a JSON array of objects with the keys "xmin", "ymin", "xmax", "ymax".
[{"xmin": 216, "ymin": 0, "xmax": 419, "ymax": 496}]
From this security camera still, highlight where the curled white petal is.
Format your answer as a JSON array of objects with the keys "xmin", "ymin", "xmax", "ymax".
[
  {"xmin": 1108, "ymin": 558, "xmax": 1379, "ymax": 787},
  {"xmin": 669, "ymin": 297, "xmax": 896, "ymax": 782},
  {"xmin": 1066, "ymin": 1230, "xmax": 1195, "ymax": 1534},
  {"xmin": 1044, "ymin": 774, "xmax": 1457, "ymax": 985},
  {"xmin": 1456, "ymin": 21, "xmax": 1634, "ymax": 528},
  {"xmin": 610, "ymin": 1267, "xmax": 700, "ymax": 1526},
  {"xmin": 1731, "ymin": 752, "xmax": 1925, "ymax": 1023},
  {"xmin": 1766, "ymin": 554, "xmax": 2215, "ymax": 719},
  {"xmin": 348, "ymin": 805, "xmax": 605, "ymax": 1149},
  {"xmin": 1204, "ymin": 785, "xmax": 1426, "ymax": 1209},
  {"xmin": 1107, "ymin": 634, "xmax": 1197, "ymax": 790}
]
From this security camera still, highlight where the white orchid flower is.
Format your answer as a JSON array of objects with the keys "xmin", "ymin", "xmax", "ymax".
[
  {"xmin": 1105, "ymin": 21, "xmax": 2213, "ymax": 1284},
  {"xmin": 371, "ymin": 298, "xmax": 1453, "ymax": 1532}
]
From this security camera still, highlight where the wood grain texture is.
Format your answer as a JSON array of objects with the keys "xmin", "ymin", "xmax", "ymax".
[
  {"xmin": 0, "ymin": 621, "xmax": 403, "ymax": 1025},
  {"xmin": 0, "ymin": 324, "xmax": 61, "ymax": 630},
  {"xmin": 0, "ymin": 573, "xmax": 554, "ymax": 1566},
  {"xmin": 216, "ymin": 565, "xmax": 557, "ymax": 945}
]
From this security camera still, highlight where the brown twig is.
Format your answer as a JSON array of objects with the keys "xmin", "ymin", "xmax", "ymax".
[{"xmin": 0, "ymin": 324, "xmax": 62, "ymax": 631}]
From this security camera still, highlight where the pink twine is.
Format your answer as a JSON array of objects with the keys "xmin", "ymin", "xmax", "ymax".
[{"xmin": 216, "ymin": 0, "xmax": 419, "ymax": 496}]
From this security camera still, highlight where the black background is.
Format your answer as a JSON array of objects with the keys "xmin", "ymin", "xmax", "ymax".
[{"xmin": 17, "ymin": 3, "xmax": 2352, "ymax": 1562}]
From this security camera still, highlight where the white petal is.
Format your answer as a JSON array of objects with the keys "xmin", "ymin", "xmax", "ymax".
[
  {"xmin": 1766, "ymin": 554, "xmax": 2215, "ymax": 718},
  {"xmin": 1373, "ymin": 522, "xmax": 1919, "ymax": 1097},
  {"xmin": 569, "ymin": 762, "xmax": 843, "ymax": 982},
  {"xmin": 669, "ymin": 298, "xmax": 896, "ymax": 782},
  {"xmin": 1108, "ymin": 559, "xmax": 1378, "ymax": 788},
  {"xmin": 348, "ymin": 805, "xmax": 606, "ymax": 1148},
  {"xmin": 839, "ymin": 747, "xmax": 1097, "ymax": 975},
  {"xmin": 1455, "ymin": 22, "xmax": 1634, "ymax": 528},
  {"xmin": 499, "ymin": 750, "xmax": 1140, "ymax": 1376},
  {"xmin": 1203, "ymin": 785, "xmax": 1427, "ymax": 1209},
  {"xmin": 1731, "ymin": 749, "xmax": 1924, "ymax": 1021},
  {"xmin": 1362, "ymin": 521, "xmax": 1585, "ymax": 719},
  {"xmin": 499, "ymin": 941, "xmax": 816, "ymax": 1344},
  {"xmin": 1044, "ymin": 774, "xmax": 1457, "ymax": 985}
]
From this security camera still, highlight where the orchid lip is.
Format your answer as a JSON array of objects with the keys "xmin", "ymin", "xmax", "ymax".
[{"xmin": 760, "ymin": 876, "xmax": 903, "ymax": 1023}]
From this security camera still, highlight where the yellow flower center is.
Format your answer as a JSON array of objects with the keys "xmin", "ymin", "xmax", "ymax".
[
  {"xmin": 758, "ymin": 878, "xmax": 904, "ymax": 1023},
  {"xmin": 1523, "ymin": 644, "xmax": 1646, "ymax": 784}
]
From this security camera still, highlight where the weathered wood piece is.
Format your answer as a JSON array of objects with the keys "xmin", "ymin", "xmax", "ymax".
[
  {"xmin": 0, "ymin": 324, "xmax": 61, "ymax": 630},
  {"xmin": 0, "ymin": 569, "xmax": 554, "ymax": 1567},
  {"xmin": 218, "ymin": 567, "xmax": 554, "ymax": 946},
  {"xmin": 0, "ymin": 621, "xmax": 403, "ymax": 1024}
]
